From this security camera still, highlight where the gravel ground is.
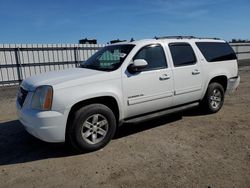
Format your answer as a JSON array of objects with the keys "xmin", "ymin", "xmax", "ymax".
[{"xmin": 0, "ymin": 66, "xmax": 250, "ymax": 188}]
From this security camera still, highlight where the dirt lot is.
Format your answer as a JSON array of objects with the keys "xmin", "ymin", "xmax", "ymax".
[{"xmin": 0, "ymin": 66, "xmax": 250, "ymax": 188}]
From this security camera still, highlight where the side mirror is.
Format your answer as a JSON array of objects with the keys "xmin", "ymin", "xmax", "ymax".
[{"xmin": 128, "ymin": 59, "xmax": 148, "ymax": 73}]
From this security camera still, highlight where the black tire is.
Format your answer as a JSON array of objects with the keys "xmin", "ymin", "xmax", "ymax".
[
  {"xmin": 67, "ymin": 104, "xmax": 117, "ymax": 152},
  {"xmin": 201, "ymin": 82, "xmax": 225, "ymax": 113}
]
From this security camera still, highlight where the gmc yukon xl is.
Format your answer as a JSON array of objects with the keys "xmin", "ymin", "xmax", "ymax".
[{"xmin": 16, "ymin": 36, "xmax": 240, "ymax": 152}]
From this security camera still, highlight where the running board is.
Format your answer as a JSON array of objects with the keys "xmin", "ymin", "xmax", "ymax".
[{"xmin": 124, "ymin": 102, "xmax": 199, "ymax": 124}]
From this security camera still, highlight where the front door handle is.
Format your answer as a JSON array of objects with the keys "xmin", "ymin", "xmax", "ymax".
[
  {"xmin": 159, "ymin": 74, "xmax": 171, "ymax": 80},
  {"xmin": 192, "ymin": 69, "xmax": 200, "ymax": 75}
]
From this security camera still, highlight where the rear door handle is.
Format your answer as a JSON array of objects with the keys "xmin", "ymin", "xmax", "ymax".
[
  {"xmin": 159, "ymin": 74, "xmax": 171, "ymax": 80},
  {"xmin": 192, "ymin": 69, "xmax": 200, "ymax": 75}
]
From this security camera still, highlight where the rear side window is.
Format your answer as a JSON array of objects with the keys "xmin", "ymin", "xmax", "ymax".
[
  {"xmin": 134, "ymin": 44, "xmax": 167, "ymax": 71},
  {"xmin": 196, "ymin": 42, "xmax": 237, "ymax": 62},
  {"xmin": 169, "ymin": 43, "xmax": 196, "ymax": 67}
]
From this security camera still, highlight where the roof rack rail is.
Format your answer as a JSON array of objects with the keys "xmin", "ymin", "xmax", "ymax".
[
  {"xmin": 154, "ymin": 36, "xmax": 195, "ymax": 39},
  {"xmin": 197, "ymin": 37, "xmax": 221, "ymax": 40},
  {"xmin": 154, "ymin": 36, "xmax": 221, "ymax": 40},
  {"xmin": 110, "ymin": 39, "xmax": 127, "ymax": 44}
]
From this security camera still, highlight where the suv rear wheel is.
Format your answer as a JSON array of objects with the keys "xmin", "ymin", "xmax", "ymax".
[
  {"xmin": 201, "ymin": 82, "xmax": 225, "ymax": 113},
  {"xmin": 67, "ymin": 104, "xmax": 116, "ymax": 152}
]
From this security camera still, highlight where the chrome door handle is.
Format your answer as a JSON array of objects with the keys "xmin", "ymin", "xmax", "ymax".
[
  {"xmin": 159, "ymin": 74, "xmax": 171, "ymax": 80},
  {"xmin": 192, "ymin": 69, "xmax": 200, "ymax": 75}
]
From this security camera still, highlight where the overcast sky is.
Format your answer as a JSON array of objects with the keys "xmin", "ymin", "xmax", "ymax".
[{"xmin": 0, "ymin": 0, "xmax": 249, "ymax": 43}]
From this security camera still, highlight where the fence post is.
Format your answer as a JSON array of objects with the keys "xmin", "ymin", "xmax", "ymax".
[
  {"xmin": 14, "ymin": 48, "xmax": 23, "ymax": 84},
  {"xmin": 74, "ymin": 47, "xmax": 79, "ymax": 67},
  {"xmin": 236, "ymin": 45, "xmax": 239, "ymax": 59}
]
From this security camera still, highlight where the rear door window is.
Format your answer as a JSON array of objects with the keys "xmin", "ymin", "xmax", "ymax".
[
  {"xmin": 196, "ymin": 42, "xmax": 237, "ymax": 62},
  {"xmin": 169, "ymin": 43, "xmax": 197, "ymax": 67}
]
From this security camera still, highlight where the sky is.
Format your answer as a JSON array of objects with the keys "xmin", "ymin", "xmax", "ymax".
[{"xmin": 0, "ymin": 0, "xmax": 249, "ymax": 44}]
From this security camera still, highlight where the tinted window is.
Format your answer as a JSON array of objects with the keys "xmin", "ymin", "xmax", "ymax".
[
  {"xmin": 134, "ymin": 44, "xmax": 167, "ymax": 71},
  {"xmin": 169, "ymin": 43, "xmax": 196, "ymax": 67},
  {"xmin": 196, "ymin": 42, "xmax": 237, "ymax": 62}
]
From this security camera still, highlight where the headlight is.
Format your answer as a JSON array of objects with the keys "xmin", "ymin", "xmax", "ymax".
[{"xmin": 31, "ymin": 85, "xmax": 53, "ymax": 110}]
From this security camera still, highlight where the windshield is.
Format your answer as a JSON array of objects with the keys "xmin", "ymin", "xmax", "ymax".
[{"xmin": 80, "ymin": 44, "xmax": 135, "ymax": 71}]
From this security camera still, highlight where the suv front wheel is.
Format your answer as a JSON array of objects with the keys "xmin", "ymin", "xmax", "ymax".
[
  {"xmin": 67, "ymin": 104, "xmax": 117, "ymax": 152},
  {"xmin": 201, "ymin": 82, "xmax": 225, "ymax": 113}
]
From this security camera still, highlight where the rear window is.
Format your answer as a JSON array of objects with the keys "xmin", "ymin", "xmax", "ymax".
[{"xmin": 196, "ymin": 42, "xmax": 237, "ymax": 62}]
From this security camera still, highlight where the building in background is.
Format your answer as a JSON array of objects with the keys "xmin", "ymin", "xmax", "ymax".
[{"xmin": 79, "ymin": 38, "xmax": 97, "ymax": 44}]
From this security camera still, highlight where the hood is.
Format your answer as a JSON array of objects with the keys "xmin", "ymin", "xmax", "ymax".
[{"xmin": 21, "ymin": 68, "xmax": 106, "ymax": 91}]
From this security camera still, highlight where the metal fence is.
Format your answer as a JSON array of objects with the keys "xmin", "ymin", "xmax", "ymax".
[
  {"xmin": 0, "ymin": 43, "xmax": 250, "ymax": 86},
  {"xmin": 0, "ymin": 44, "xmax": 104, "ymax": 86},
  {"xmin": 230, "ymin": 43, "xmax": 250, "ymax": 60}
]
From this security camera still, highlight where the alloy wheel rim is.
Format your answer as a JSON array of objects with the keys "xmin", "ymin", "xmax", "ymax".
[
  {"xmin": 81, "ymin": 114, "xmax": 109, "ymax": 145},
  {"xmin": 210, "ymin": 89, "xmax": 222, "ymax": 109}
]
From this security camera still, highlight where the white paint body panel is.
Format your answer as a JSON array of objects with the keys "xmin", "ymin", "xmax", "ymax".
[{"xmin": 123, "ymin": 68, "xmax": 174, "ymax": 118}]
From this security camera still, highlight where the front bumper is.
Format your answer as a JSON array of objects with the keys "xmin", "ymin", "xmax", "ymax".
[
  {"xmin": 226, "ymin": 76, "xmax": 240, "ymax": 94},
  {"xmin": 16, "ymin": 101, "xmax": 67, "ymax": 143}
]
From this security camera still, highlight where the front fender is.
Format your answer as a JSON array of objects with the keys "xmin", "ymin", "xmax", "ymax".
[{"xmin": 52, "ymin": 79, "xmax": 124, "ymax": 120}]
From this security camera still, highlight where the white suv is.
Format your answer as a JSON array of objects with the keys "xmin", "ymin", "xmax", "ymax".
[{"xmin": 16, "ymin": 37, "xmax": 240, "ymax": 152}]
